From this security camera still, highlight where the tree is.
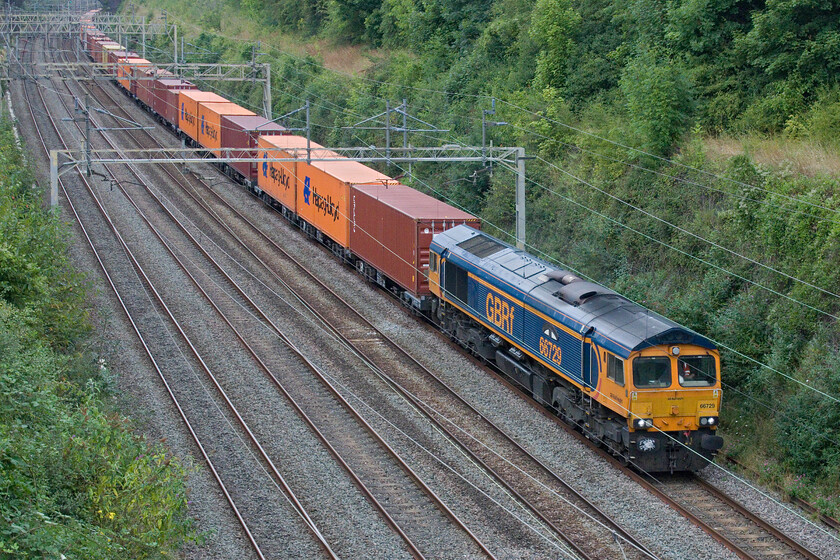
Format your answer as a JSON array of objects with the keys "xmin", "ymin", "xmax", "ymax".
[
  {"xmin": 529, "ymin": 0, "xmax": 581, "ymax": 90},
  {"xmin": 619, "ymin": 50, "xmax": 693, "ymax": 155}
]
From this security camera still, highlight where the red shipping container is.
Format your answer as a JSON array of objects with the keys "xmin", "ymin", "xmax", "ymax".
[
  {"xmin": 86, "ymin": 33, "xmax": 104, "ymax": 55},
  {"xmin": 349, "ymin": 183, "xmax": 480, "ymax": 298},
  {"xmin": 152, "ymin": 78, "xmax": 195, "ymax": 126},
  {"xmin": 134, "ymin": 66, "xmax": 159, "ymax": 106},
  {"xmin": 107, "ymin": 50, "xmax": 138, "ymax": 65},
  {"xmin": 220, "ymin": 115, "xmax": 286, "ymax": 182}
]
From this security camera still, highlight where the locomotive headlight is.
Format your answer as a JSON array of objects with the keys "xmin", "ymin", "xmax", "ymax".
[
  {"xmin": 634, "ymin": 418, "xmax": 654, "ymax": 429},
  {"xmin": 699, "ymin": 416, "xmax": 718, "ymax": 427}
]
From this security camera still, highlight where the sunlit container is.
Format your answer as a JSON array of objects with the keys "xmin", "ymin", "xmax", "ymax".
[
  {"xmin": 293, "ymin": 138, "xmax": 393, "ymax": 249},
  {"xmin": 178, "ymin": 90, "xmax": 229, "ymax": 143},
  {"xmin": 196, "ymin": 102, "xmax": 255, "ymax": 154},
  {"xmin": 221, "ymin": 115, "xmax": 286, "ymax": 182},
  {"xmin": 99, "ymin": 43, "xmax": 123, "ymax": 64},
  {"xmin": 152, "ymin": 78, "xmax": 195, "ymax": 125},
  {"xmin": 116, "ymin": 57, "xmax": 151, "ymax": 91},
  {"xmin": 348, "ymin": 183, "xmax": 481, "ymax": 298},
  {"xmin": 255, "ymin": 135, "xmax": 317, "ymax": 210}
]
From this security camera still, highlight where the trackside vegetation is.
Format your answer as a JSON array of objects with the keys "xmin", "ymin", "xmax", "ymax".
[
  {"xmin": 0, "ymin": 115, "xmax": 195, "ymax": 558},
  {"xmin": 130, "ymin": 0, "xmax": 840, "ymax": 516}
]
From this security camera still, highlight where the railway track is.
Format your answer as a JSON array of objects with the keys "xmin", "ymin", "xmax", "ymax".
[
  {"xmin": 15, "ymin": 37, "xmax": 320, "ymax": 560},
  {"xmin": 41, "ymin": 32, "xmax": 576, "ymax": 557},
  {"xmin": 47, "ymin": 33, "xmax": 677, "ymax": 560},
  {"xmin": 438, "ymin": 323, "xmax": 832, "ymax": 560},
  {"xmin": 17, "ymin": 34, "xmax": 464, "ymax": 560},
  {"xmin": 14, "ymin": 26, "xmax": 831, "ymax": 560},
  {"xmin": 58, "ymin": 43, "xmax": 507, "ymax": 560},
  {"xmin": 64, "ymin": 39, "xmax": 673, "ymax": 560}
]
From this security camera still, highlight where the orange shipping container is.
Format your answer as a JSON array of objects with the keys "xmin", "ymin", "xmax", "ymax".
[
  {"xmin": 295, "ymin": 142, "xmax": 393, "ymax": 249},
  {"xmin": 178, "ymin": 90, "xmax": 229, "ymax": 143},
  {"xmin": 256, "ymin": 135, "xmax": 317, "ymax": 211},
  {"xmin": 116, "ymin": 57, "xmax": 151, "ymax": 91},
  {"xmin": 196, "ymin": 102, "xmax": 255, "ymax": 155}
]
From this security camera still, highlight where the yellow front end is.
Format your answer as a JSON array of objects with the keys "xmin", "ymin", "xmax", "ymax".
[
  {"xmin": 627, "ymin": 344, "xmax": 722, "ymax": 432},
  {"xmin": 624, "ymin": 344, "xmax": 723, "ymax": 470}
]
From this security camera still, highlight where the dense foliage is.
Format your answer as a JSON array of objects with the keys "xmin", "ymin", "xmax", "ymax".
[
  {"xmin": 0, "ymin": 116, "xmax": 195, "ymax": 557},
  {"xmin": 133, "ymin": 0, "xmax": 840, "ymax": 514}
]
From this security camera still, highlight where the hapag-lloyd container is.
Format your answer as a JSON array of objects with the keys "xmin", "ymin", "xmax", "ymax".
[
  {"xmin": 255, "ymin": 135, "xmax": 322, "ymax": 211},
  {"xmin": 177, "ymin": 90, "xmax": 229, "ymax": 143},
  {"xmin": 348, "ymin": 183, "xmax": 480, "ymax": 298},
  {"xmin": 221, "ymin": 115, "xmax": 287, "ymax": 182},
  {"xmin": 294, "ymin": 142, "xmax": 393, "ymax": 249},
  {"xmin": 152, "ymin": 78, "xmax": 195, "ymax": 127},
  {"xmin": 196, "ymin": 102, "xmax": 256, "ymax": 155}
]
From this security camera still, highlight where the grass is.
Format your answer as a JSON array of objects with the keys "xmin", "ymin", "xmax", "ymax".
[
  {"xmin": 131, "ymin": 0, "xmax": 376, "ymax": 76},
  {"xmin": 705, "ymin": 135, "xmax": 840, "ymax": 178}
]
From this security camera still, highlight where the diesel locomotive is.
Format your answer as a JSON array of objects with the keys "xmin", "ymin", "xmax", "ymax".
[{"xmin": 429, "ymin": 226, "xmax": 723, "ymax": 472}]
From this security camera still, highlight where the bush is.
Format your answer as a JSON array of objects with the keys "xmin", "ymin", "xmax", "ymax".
[
  {"xmin": 0, "ymin": 116, "xmax": 196, "ymax": 558},
  {"xmin": 619, "ymin": 50, "xmax": 693, "ymax": 155}
]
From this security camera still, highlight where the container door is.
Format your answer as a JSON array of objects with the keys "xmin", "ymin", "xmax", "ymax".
[{"xmin": 586, "ymin": 345, "xmax": 598, "ymax": 390}]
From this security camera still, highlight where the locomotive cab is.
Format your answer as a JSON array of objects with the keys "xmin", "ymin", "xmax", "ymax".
[{"xmin": 624, "ymin": 344, "xmax": 723, "ymax": 471}]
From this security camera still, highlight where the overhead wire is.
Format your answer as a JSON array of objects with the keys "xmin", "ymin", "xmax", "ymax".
[
  {"xmin": 89, "ymin": 18, "xmax": 840, "ymax": 464},
  {"xmin": 344, "ymin": 134, "xmax": 840, "ymax": 409},
  {"xmin": 158, "ymin": 8, "xmax": 840, "ymax": 222},
  {"xmin": 341, "ymin": 143, "xmax": 840, "ymax": 542}
]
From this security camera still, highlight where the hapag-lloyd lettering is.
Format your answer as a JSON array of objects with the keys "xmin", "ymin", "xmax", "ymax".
[
  {"xmin": 311, "ymin": 186, "xmax": 340, "ymax": 222},
  {"xmin": 203, "ymin": 122, "xmax": 218, "ymax": 141},
  {"xmin": 268, "ymin": 165, "xmax": 291, "ymax": 190}
]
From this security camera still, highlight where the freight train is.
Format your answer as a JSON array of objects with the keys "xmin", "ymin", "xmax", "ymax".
[{"xmin": 79, "ymin": 12, "xmax": 723, "ymax": 472}]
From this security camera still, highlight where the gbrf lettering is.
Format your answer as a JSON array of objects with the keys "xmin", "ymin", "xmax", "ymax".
[{"xmin": 485, "ymin": 292, "xmax": 514, "ymax": 334}]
